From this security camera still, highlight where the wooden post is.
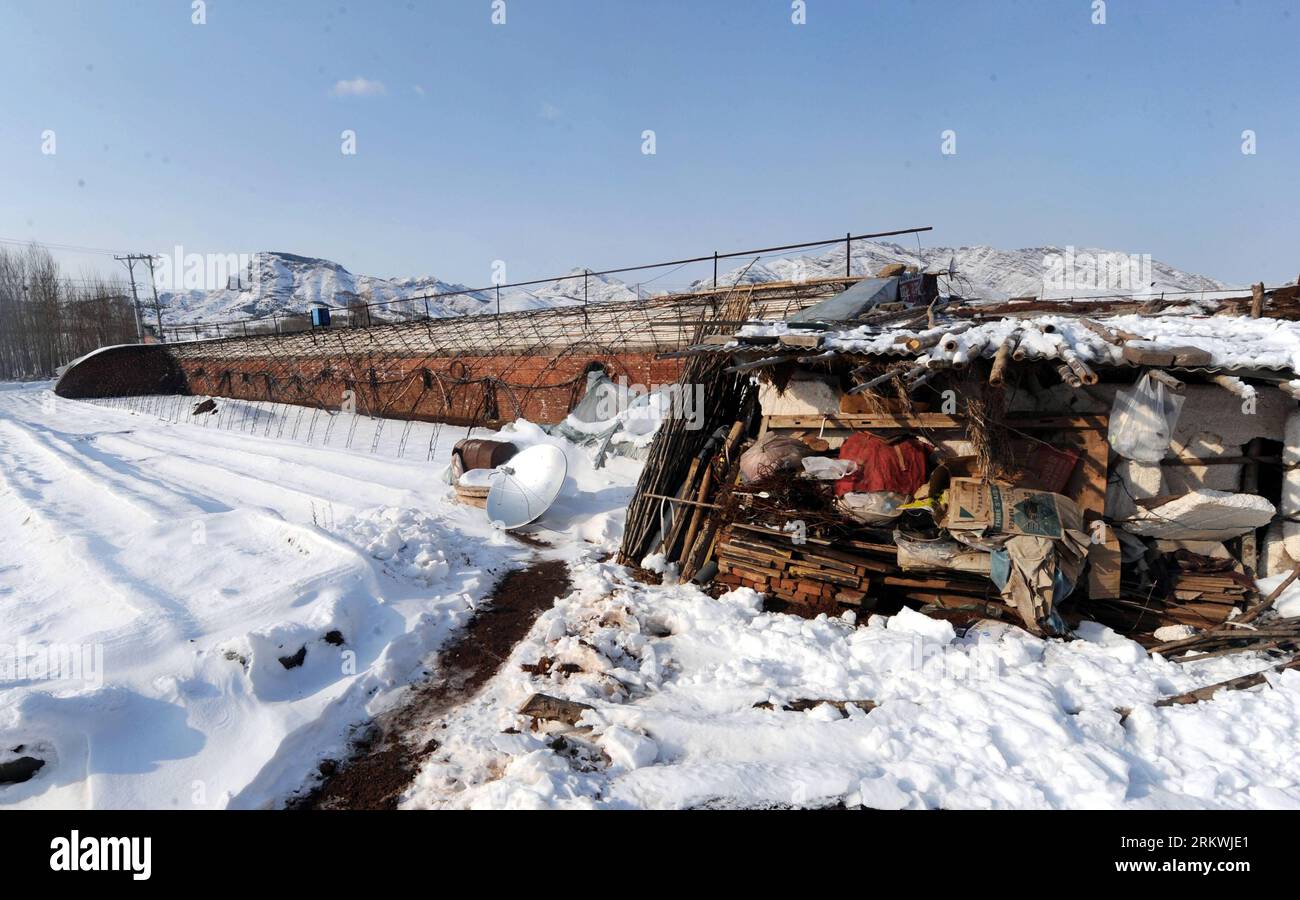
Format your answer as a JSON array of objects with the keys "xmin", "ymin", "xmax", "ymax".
[
  {"xmin": 1240, "ymin": 436, "xmax": 1265, "ymax": 574},
  {"xmin": 1251, "ymin": 281, "xmax": 1266, "ymax": 318}
]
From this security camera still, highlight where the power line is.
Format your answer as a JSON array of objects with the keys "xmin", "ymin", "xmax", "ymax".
[{"xmin": 0, "ymin": 235, "xmax": 132, "ymax": 256}]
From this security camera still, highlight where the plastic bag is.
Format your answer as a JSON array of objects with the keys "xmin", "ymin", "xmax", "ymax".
[
  {"xmin": 837, "ymin": 491, "xmax": 908, "ymax": 525},
  {"xmin": 800, "ymin": 456, "xmax": 858, "ymax": 480},
  {"xmin": 1107, "ymin": 372, "xmax": 1186, "ymax": 462},
  {"xmin": 739, "ymin": 433, "xmax": 811, "ymax": 483}
]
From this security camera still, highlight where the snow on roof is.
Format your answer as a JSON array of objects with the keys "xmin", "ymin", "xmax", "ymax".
[{"xmin": 733, "ymin": 308, "xmax": 1300, "ymax": 375}]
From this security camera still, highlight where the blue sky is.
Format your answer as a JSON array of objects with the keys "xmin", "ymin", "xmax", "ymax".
[{"xmin": 1, "ymin": 0, "xmax": 1297, "ymax": 288}]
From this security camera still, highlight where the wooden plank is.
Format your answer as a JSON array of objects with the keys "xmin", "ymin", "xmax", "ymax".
[
  {"xmin": 844, "ymin": 539, "xmax": 900, "ymax": 556},
  {"xmin": 800, "ymin": 545, "xmax": 891, "ymax": 567},
  {"xmin": 906, "ymin": 591, "xmax": 1002, "ymax": 608},
  {"xmin": 724, "ymin": 536, "xmax": 795, "ymax": 559},
  {"xmin": 793, "ymin": 554, "xmax": 863, "ymax": 575},
  {"xmin": 778, "ymin": 333, "xmax": 823, "ymax": 350},
  {"xmin": 1068, "ymin": 425, "xmax": 1109, "ymax": 522},
  {"xmin": 718, "ymin": 563, "xmax": 780, "ymax": 582},
  {"xmin": 1121, "ymin": 344, "xmax": 1213, "ymax": 368},
  {"xmin": 718, "ymin": 548, "xmax": 790, "ymax": 568},
  {"xmin": 727, "ymin": 522, "xmax": 881, "ymax": 553},
  {"xmin": 786, "ymin": 564, "xmax": 864, "ymax": 587},
  {"xmin": 884, "ymin": 575, "xmax": 990, "ymax": 592}
]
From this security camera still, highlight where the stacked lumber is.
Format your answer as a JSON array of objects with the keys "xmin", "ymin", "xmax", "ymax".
[
  {"xmin": 1146, "ymin": 567, "xmax": 1300, "ymax": 662},
  {"xmin": 1089, "ymin": 556, "xmax": 1257, "ymax": 634},
  {"xmin": 1170, "ymin": 571, "xmax": 1252, "ymax": 610},
  {"xmin": 713, "ymin": 523, "xmax": 894, "ymax": 609},
  {"xmin": 886, "ymin": 574, "xmax": 1000, "ymax": 611},
  {"xmin": 1092, "ymin": 592, "xmax": 1244, "ymax": 632},
  {"xmin": 713, "ymin": 520, "xmax": 1006, "ymax": 619}
]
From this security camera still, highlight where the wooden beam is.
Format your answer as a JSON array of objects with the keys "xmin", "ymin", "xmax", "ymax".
[
  {"xmin": 725, "ymin": 353, "xmax": 802, "ymax": 374},
  {"xmin": 763, "ymin": 413, "xmax": 1108, "ymax": 431}
]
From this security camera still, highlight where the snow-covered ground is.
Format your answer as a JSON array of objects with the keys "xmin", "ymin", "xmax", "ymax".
[
  {"xmin": 0, "ymin": 383, "xmax": 634, "ymax": 808},
  {"xmin": 407, "ymin": 568, "xmax": 1300, "ymax": 810},
  {"xmin": 4, "ymin": 381, "xmax": 1300, "ymax": 810}
]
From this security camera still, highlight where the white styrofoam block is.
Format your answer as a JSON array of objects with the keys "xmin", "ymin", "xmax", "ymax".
[
  {"xmin": 1283, "ymin": 411, "xmax": 1300, "ymax": 559},
  {"xmin": 758, "ymin": 375, "xmax": 841, "ymax": 417},
  {"xmin": 1122, "ymin": 489, "xmax": 1275, "ymax": 541},
  {"xmin": 1123, "ymin": 489, "xmax": 1274, "ymax": 538},
  {"xmin": 1106, "ymin": 459, "xmax": 1163, "ymax": 520},
  {"xmin": 1261, "ymin": 521, "xmax": 1299, "ymax": 578}
]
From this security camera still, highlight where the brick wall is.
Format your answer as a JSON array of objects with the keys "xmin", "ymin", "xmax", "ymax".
[{"xmin": 59, "ymin": 343, "xmax": 687, "ymax": 426}]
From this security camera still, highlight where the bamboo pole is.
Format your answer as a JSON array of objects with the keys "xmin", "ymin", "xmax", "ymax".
[
  {"xmin": 658, "ymin": 454, "xmax": 704, "ymax": 556},
  {"xmin": 1056, "ymin": 363, "xmax": 1082, "ymax": 389},
  {"xmin": 1060, "ymin": 347, "xmax": 1099, "ymax": 385},
  {"xmin": 848, "ymin": 366, "xmax": 906, "ymax": 395},
  {"xmin": 1209, "ymin": 374, "xmax": 1255, "ymax": 400},
  {"xmin": 988, "ymin": 328, "xmax": 1022, "ymax": 387}
]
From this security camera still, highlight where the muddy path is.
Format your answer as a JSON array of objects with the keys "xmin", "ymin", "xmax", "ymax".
[{"xmin": 290, "ymin": 558, "xmax": 573, "ymax": 810}]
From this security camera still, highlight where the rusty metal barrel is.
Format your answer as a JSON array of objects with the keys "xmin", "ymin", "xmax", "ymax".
[{"xmin": 454, "ymin": 439, "xmax": 518, "ymax": 471}]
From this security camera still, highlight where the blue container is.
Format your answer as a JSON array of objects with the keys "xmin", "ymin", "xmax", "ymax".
[{"xmin": 310, "ymin": 307, "xmax": 331, "ymax": 328}]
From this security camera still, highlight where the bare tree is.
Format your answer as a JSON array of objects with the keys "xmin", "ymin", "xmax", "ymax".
[{"xmin": 0, "ymin": 244, "xmax": 138, "ymax": 380}]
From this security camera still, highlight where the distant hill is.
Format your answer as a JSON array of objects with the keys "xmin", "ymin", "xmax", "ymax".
[
  {"xmin": 708, "ymin": 240, "xmax": 1228, "ymax": 301},
  {"xmin": 157, "ymin": 242, "xmax": 1228, "ymax": 326}
]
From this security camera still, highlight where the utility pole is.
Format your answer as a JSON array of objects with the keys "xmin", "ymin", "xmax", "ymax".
[
  {"xmin": 115, "ymin": 253, "xmax": 165, "ymax": 343},
  {"xmin": 114, "ymin": 255, "xmax": 145, "ymax": 343},
  {"xmin": 143, "ymin": 255, "xmax": 166, "ymax": 342}
]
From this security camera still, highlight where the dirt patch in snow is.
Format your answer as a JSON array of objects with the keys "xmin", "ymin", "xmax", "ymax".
[{"xmin": 290, "ymin": 558, "xmax": 572, "ymax": 810}]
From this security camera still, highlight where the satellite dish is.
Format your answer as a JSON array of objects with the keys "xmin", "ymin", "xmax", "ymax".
[{"xmin": 485, "ymin": 444, "xmax": 568, "ymax": 530}]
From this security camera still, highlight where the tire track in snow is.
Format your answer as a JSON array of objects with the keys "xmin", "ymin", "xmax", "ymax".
[
  {"xmin": 0, "ymin": 420, "xmax": 199, "ymax": 530},
  {"xmin": 0, "ymin": 423, "xmax": 203, "ymax": 642},
  {"xmin": 99, "ymin": 430, "xmax": 419, "ymax": 520},
  {"xmin": 118, "ymin": 413, "xmax": 449, "ymax": 491}
]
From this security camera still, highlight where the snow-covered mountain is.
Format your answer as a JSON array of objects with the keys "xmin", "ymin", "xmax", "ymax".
[
  {"xmin": 157, "ymin": 243, "xmax": 1229, "ymax": 326},
  {"xmin": 157, "ymin": 253, "xmax": 644, "ymax": 325},
  {"xmin": 500, "ymin": 268, "xmax": 641, "ymax": 311},
  {"xmin": 158, "ymin": 252, "xmax": 494, "ymax": 324},
  {"xmin": 708, "ymin": 240, "xmax": 1228, "ymax": 301}
]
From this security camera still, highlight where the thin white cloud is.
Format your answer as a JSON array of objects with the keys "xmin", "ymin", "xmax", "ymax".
[
  {"xmin": 539, "ymin": 101, "xmax": 562, "ymax": 121},
  {"xmin": 412, "ymin": 84, "xmax": 427, "ymax": 96},
  {"xmin": 331, "ymin": 77, "xmax": 387, "ymax": 98}
]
